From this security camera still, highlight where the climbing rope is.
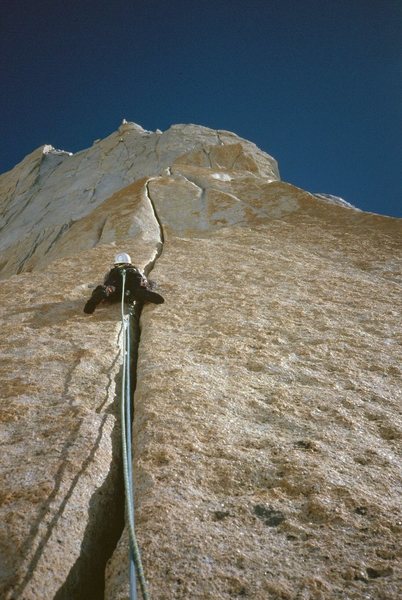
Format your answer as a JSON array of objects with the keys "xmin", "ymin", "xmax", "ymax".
[{"xmin": 120, "ymin": 269, "xmax": 149, "ymax": 600}]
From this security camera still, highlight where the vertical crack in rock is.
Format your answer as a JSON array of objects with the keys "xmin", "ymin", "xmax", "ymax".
[
  {"xmin": 43, "ymin": 221, "xmax": 73, "ymax": 256},
  {"xmin": 96, "ymin": 217, "xmax": 109, "ymax": 246},
  {"xmin": 171, "ymin": 171, "xmax": 209, "ymax": 231},
  {"xmin": 11, "ymin": 413, "xmax": 123, "ymax": 600},
  {"xmin": 17, "ymin": 178, "xmax": 166, "ymax": 600},
  {"xmin": 202, "ymin": 147, "xmax": 213, "ymax": 168},
  {"xmin": 230, "ymin": 146, "xmax": 244, "ymax": 171},
  {"xmin": 96, "ymin": 352, "xmax": 122, "ymax": 414},
  {"xmin": 216, "ymin": 131, "xmax": 225, "ymax": 146},
  {"xmin": 144, "ymin": 178, "xmax": 165, "ymax": 269},
  {"xmin": 52, "ymin": 415, "xmax": 125, "ymax": 600},
  {"xmin": 16, "ymin": 230, "xmax": 45, "ymax": 274},
  {"xmin": 96, "ymin": 179, "xmax": 165, "ymax": 598},
  {"xmin": 92, "ymin": 300, "xmax": 142, "ymax": 600},
  {"xmin": 54, "ymin": 307, "xmax": 148, "ymax": 600}
]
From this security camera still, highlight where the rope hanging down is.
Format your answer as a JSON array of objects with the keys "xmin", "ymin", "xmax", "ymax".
[{"xmin": 120, "ymin": 269, "xmax": 149, "ymax": 600}]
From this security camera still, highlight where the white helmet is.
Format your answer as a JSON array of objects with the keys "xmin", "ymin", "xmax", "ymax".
[{"xmin": 114, "ymin": 252, "xmax": 131, "ymax": 264}]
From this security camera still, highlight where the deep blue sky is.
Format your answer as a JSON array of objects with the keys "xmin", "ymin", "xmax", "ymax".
[{"xmin": 1, "ymin": 0, "xmax": 401, "ymax": 216}]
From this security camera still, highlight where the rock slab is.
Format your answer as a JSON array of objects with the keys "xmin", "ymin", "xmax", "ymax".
[{"xmin": 0, "ymin": 122, "xmax": 401, "ymax": 600}]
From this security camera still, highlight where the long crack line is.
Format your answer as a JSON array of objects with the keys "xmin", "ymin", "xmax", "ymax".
[
  {"xmin": 101, "ymin": 177, "xmax": 166, "ymax": 599},
  {"xmin": 144, "ymin": 178, "xmax": 165, "ymax": 270}
]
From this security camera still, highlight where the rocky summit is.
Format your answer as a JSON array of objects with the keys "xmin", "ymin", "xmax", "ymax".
[{"xmin": 0, "ymin": 122, "xmax": 401, "ymax": 600}]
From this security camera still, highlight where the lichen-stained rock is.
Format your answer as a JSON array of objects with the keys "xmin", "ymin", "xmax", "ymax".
[
  {"xmin": 173, "ymin": 141, "xmax": 280, "ymax": 180},
  {"xmin": 146, "ymin": 175, "xmax": 301, "ymax": 236},
  {"xmin": 1, "ymin": 122, "xmax": 401, "ymax": 600},
  {"xmin": 105, "ymin": 195, "xmax": 402, "ymax": 598}
]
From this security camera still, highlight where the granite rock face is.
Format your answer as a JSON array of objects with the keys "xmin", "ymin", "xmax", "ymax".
[
  {"xmin": 0, "ymin": 123, "xmax": 401, "ymax": 600},
  {"xmin": 0, "ymin": 123, "xmax": 278, "ymax": 278}
]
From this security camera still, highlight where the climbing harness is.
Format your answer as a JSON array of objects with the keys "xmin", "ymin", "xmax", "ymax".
[{"xmin": 120, "ymin": 270, "xmax": 149, "ymax": 600}]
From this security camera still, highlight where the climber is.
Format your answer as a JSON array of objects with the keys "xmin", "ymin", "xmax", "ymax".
[{"xmin": 83, "ymin": 252, "xmax": 164, "ymax": 314}]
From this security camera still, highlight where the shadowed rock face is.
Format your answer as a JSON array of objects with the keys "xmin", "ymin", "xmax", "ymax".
[{"xmin": 0, "ymin": 123, "xmax": 401, "ymax": 600}]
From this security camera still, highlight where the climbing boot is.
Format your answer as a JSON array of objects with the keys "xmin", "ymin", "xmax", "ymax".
[{"xmin": 83, "ymin": 298, "xmax": 97, "ymax": 314}]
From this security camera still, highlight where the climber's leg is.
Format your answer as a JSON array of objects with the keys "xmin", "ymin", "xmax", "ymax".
[
  {"xmin": 83, "ymin": 285, "xmax": 108, "ymax": 314},
  {"xmin": 132, "ymin": 288, "xmax": 165, "ymax": 305}
]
